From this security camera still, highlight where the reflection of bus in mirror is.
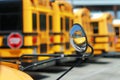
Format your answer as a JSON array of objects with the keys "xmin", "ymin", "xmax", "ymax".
[
  {"xmin": 72, "ymin": 30, "xmax": 86, "ymax": 45},
  {"xmin": 72, "ymin": 31, "xmax": 82, "ymax": 38},
  {"xmin": 73, "ymin": 37, "xmax": 86, "ymax": 45},
  {"xmin": 90, "ymin": 12, "xmax": 115, "ymax": 55},
  {"xmin": 70, "ymin": 24, "xmax": 88, "ymax": 53}
]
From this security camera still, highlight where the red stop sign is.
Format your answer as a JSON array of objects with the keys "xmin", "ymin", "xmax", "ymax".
[{"xmin": 7, "ymin": 33, "xmax": 23, "ymax": 49}]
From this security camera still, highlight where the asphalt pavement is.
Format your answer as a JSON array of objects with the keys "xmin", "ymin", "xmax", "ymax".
[{"xmin": 26, "ymin": 53, "xmax": 120, "ymax": 80}]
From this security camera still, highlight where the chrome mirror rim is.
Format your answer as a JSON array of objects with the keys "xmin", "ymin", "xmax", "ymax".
[{"xmin": 70, "ymin": 23, "xmax": 88, "ymax": 53}]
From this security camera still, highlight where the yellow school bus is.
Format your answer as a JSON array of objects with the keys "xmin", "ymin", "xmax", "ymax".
[
  {"xmin": 0, "ymin": 0, "xmax": 77, "ymax": 69},
  {"xmin": 112, "ymin": 19, "xmax": 120, "ymax": 51},
  {"xmin": 90, "ymin": 12, "xmax": 115, "ymax": 55},
  {"xmin": 74, "ymin": 8, "xmax": 93, "ymax": 55},
  {"xmin": 0, "ymin": 0, "xmax": 59, "ymax": 70},
  {"xmin": 0, "ymin": 0, "xmax": 60, "ymax": 79}
]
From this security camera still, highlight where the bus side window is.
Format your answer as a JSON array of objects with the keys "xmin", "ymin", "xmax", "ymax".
[
  {"xmin": 91, "ymin": 22, "xmax": 98, "ymax": 34},
  {"xmin": 65, "ymin": 17, "xmax": 70, "ymax": 31},
  {"xmin": 49, "ymin": 15, "xmax": 52, "ymax": 32},
  {"xmin": 115, "ymin": 27, "xmax": 119, "ymax": 36},
  {"xmin": 32, "ymin": 13, "xmax": 37, "ymax": 31},
  {"xmin": 71, "ymin": 19, "xmax": 73, "ymax": 28},
  {"xmin": 60, "ymin": 17, "xmax": 63, "ymax": 31},
  {"xmin": 39, "ymin": 13, "xmax": 46, "ymax": 31}
]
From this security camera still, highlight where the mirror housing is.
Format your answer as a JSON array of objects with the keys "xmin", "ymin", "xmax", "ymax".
[{"xmin": 70, "ymin": 24, "xmax": 88, "ymax": 53}]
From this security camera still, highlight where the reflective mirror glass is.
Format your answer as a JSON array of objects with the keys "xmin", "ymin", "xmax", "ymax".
[{"xmin": 70, "ymin": 24, "xmax": 88, "ymax": 53}]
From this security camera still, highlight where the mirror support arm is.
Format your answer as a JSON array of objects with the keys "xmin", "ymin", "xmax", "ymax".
[
  {"xmin": 20, "ymin": 57, "xmax": 62, "ymax": 71},
  {"xmin": 19, "ymin": 54, "xmax": 85, "ymax": 70},
  {"xmin": 56, "ymin": 58, "xmax": 83, "ymax": 80},
  {"xmin": 87, "ymin": 44, "xmax": 94, "ymax": 57},
  {"xmin": 75, "ymin": 43, "xmax": 94, "ymax": 60}
]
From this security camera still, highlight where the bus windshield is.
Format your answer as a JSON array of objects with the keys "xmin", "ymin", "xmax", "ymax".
[{"xmin": 0, "ymin": 0, "xmax": 22, "ymax": 32}]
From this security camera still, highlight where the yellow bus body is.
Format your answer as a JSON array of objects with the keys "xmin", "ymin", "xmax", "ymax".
[
  {"xmin": 90, "ymin": 12, "xmax": 115, "ymax": 55},
  {"xmin": 0, "ymin": 65, "xmax": 33, "ymax": 80},
  {"xmin": 52, "ymin": 0, "xmax": 76, "ymax": 63},
  {"xmin": 0, "ymin": 0, "xmax": 58, "ymax": 69},
  {"xmin": 0, "ymin": 1, "xmax": 73, "ymax": 79},
  {"xmin": 57, "ymin": 1, "xmax": 75, "ymax": 55},
  {"xmin": 30, "ymin": 0, "xmax": 55, "ymax": 61},
  {"xmin": 0, "ymin": 0, "xmax": 76, "ymax": 69}
]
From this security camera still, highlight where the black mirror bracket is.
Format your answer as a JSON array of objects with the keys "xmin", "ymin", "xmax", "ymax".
[{"xmin": 80, "ymin": 43, "xmax": 94, "ymax": 60}]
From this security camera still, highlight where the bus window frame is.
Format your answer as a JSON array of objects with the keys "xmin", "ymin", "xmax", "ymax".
[
  {"xmin": 39, "ymin": 13, "xmax": 47, "ymax": 31},
  {"xmin": 65, "ymin": 17, "xmax": 70, "ymax": 31},
  {"xmin": 60, "ymin": 17, "xmax": 63, "ymax": 31},
  {"xmin": 114, "ymin": 27, "xmax": 120, "ymax": 36},
  {"xmin": 32, "ymin": 13, "xmax": 37, "ymax": 31},
  {"xmin": 91, "ymin": 22, "xmax": 99, "ymax": 34},
  {"xmin": 49, "ymin": 15, "xmax": 53, "ymax": 32}
]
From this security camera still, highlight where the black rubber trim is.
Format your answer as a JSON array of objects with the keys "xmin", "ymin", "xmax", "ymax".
[
  {"xmin": 93, "ymin": 35, "xmax": 109, "ymax": 37},
  {"xmin": 53, "ymin": 43, "xmax": 64, "ymax": 45},
  {"xmin": 54, "ymin": 52, "xmax": 64, "ymax": 54},
  {"xmin": 0, "ymin": 46, "xmax": 38, "ymax": 49},
  {"xmin": 94, "ymin": 49, "xmax": 103, "ymax": 51},
  {"xmin": 0, "ymin": 32, "xmax": 11, "ymax": 35},
  {"xmin": 23, "ymin": 33, "xmax": 38, "ymax": 36},
  {"xmin": 0, "ymin": 32, "xmax": 38, "ymax": 36},
  {"xmin": 49, "ymin": 32, "xmax": 64, "ymax": 35},
  {"xmin": 59, "ymin": 3, "xmax": 64, "ymax": 6},
  {"xmin": 1, "ymin": 57, "xmax": 33, "ymax": 60},
  {"xmin": 94, "ymin": 42, "xmax": 109, "ymax": 44}
]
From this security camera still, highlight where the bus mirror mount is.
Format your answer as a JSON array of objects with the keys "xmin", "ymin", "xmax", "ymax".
[{"xmin": 70, "ymin": 23, "xmax": 94, "ymax": 58}]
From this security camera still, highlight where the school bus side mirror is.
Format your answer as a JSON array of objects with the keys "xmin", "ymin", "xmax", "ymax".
[{"xmin": 70, "ymin": 24, "xmax": 88, "ymax": 53}]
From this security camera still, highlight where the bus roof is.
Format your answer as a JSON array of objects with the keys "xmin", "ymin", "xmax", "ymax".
[{"xmin": 90, "ymin": 13, "xmax": 104, "ymax": 19}]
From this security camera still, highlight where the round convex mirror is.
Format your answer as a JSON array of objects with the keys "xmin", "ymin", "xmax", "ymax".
[{"xmin": 70, "ymin": 24, "xmax": 88, "ymax": 53}]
